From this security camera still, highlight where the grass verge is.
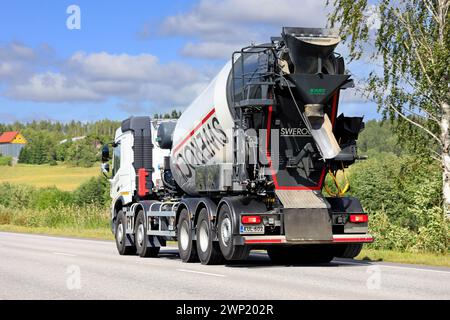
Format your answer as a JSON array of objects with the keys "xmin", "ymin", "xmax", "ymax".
[
  {"xmin": 0, "ymin": 224, "xmax": 113, "ymax": 240},
  {"xmin": 357, "ymin": 248, "xmax": 450, "ymax": 267},
  {"xmin": 0, "ymin": 224, "xmax": 448, "ymax": 267}
]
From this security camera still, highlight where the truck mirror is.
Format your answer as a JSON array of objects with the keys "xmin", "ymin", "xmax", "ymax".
[
  {"xmin": 101, "ymin": 145, "xmax": 110, "ymax": 162},
  {"xmin": 101, "ymin": 162, "xmax": 110, "ymax": 174}
]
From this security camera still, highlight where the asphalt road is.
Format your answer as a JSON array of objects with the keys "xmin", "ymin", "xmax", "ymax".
[{"xmin": 0, "ymin": 231, "xmax": 449, "ymax": 300}]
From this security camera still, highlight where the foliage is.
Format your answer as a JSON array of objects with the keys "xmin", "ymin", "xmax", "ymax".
[
  {"xmin": 153, "ymin": 110, "xmax": 182, "ymax": 119},
  {"xmin": 73, "ymin": 176, "xmax": 110, "ymax": 207},
  {"xmin": 349, "ymin": 153, "xmax": 449, "ymax": 253},
  {"xmin": 0, "ymin": 176, "xmax": 109, "ymax": 210},
  {"xmin": 0, "ymin": 204, "xmax": 109, "ymax": 229},
  {"xmin": 18, "ymin": 131, "xmax": 57, "ymax": 165},
  {"xmin": 357, "ymin": 120, "xmax": 404, "ymax": 155},
  {"xmin": 327, "ymin": 0, "xmax": 450, "ymax": 213},
  {"xmin": 3, "ymin": 110, "xmax": 182, "ymax": 167},
  {"xmin": 64, "ymin": 136, "xmax": 100, "ymax": 167},
  {"xmin": 32, "ymin": 187, "xmax": 73, "ymax": 210},
  {"xmin": 0, "ymin": 155, "xmax": 12, "ymax": 166}
]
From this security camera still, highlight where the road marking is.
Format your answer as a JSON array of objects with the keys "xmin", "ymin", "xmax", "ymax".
[
  {"xmin": 177, "ymin": 269, "xmax": 226, "ymax": 278},
  {"xmin": 336, "ymin": 260, "xmax": 450, "ymax": 274},
  {"xmin": 53, "ymin": 252, "xmax": 77, "ymax": 257}
]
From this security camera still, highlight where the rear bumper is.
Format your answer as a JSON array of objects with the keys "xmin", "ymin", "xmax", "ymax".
[{"xmin": 235, "ymin": 234, "xmax": 374, "ymax": 245}]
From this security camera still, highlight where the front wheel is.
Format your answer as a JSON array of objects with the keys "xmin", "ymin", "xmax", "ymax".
[
  {"xmin": 115, "ymin": 210, "xmax": 135, "ymax": 255},
  {"xmin": 135, "ymin": 210, "xmax": 160, "ymax": 258},
  {"xmin": 196, "ymin": 208, "xmax": 224, "ymax": 265},
  {"xmin": 218, "ymin": 205, "xmax": 250, "ymax": 261}
]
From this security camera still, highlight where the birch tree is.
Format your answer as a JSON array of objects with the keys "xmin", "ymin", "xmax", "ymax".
[{"xmin": 327, "ymin": 0, "xmax": 450, "ymax": 217}]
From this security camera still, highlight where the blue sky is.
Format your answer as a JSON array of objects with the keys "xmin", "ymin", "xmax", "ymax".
[{"xmin": 0, "ymin": 0, "xmax": 379, "ymax": 124}]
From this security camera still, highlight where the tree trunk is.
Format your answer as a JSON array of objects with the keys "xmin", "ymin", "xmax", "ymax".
[{"xmin": 441, "ymin": 102, "xmax": 450, "ymax": 219}]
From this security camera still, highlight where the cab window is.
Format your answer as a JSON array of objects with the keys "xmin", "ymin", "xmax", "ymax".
[{"xmin": 112, "ymin": 143, "xmax": 121, "ymax": 176}]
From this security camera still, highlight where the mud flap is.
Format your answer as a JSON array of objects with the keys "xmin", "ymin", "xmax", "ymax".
[{"xmin": 284, "ymin": 208, "xmax": 333, "ymax": 242}]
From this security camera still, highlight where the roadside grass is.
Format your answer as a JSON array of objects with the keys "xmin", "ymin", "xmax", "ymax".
[
  {"xmin": 0, "ymin": 224, "xmax": 113, "ymax": 240},
  {"xmin": 0, "ymin": 204, "xmax": 110, "ymax": 241},
  {"xmin": 0, "ymin": 163, "xmax": 99, "ymax": 191},
  {"xmin": 357, "ymin": 248, "xmax": 450, "ymax": 267}
]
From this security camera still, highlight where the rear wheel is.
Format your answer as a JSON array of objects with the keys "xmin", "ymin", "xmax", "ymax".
[
  {"xmin": 218, "ymin": 205, "xmax": 250, "ymax": 261},
  {"xmin": 333, "ymin": 244, "xmax": 363, "ymax": 259},
  {"xmin": 135, "ymin": 210, "xmax": 160, "ymax": 258},
  {"xmin": 115, "ymin": 210, "xmax": 135, "ymax": 255},
  {"xmin": 177, "ymin": 208, "xmax": 199, "ymax": 263},
  {"xmin": 196, "ymin": 208, "xmax": 225, "ymax": 265}
]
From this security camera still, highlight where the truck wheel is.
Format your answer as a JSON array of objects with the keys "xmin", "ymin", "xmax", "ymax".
[
  {"xmin": 218, "ymin": 205, "xmax": 249, "ymax": 261},
  {"xmin": 196, "ymin": 208, "xmax": 224, "ymax": 265},
  {"xmin": 115, "ymin": 210, "xmax": 135, "ymax": 255},
  {"xmin": 333, "ymin": 244, "xmax": 363, "ymax": 259},
  {"xmin": 177, "ymin": 208, "xmax": 199, "ymax": 263},
  {"xmin": 135, "ymin": 210, "xmax": 160, "ymax": 258}
]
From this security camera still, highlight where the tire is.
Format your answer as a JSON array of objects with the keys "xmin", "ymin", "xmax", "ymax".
[
  {"xmin": 217, "ymin": 205, "xmax": 249, "ymax": 261},
  {"xmin": 196, "ymin": 208, "xmax": 225, "ymax": 265},
  {"xmin": 135, "ymin": 210, "xmax": 160, "ymax": 258},
  {"xmin": 177, "ymin": 208, "xmax": 199, "ymax": 263},
  {"xmin": 333, "ymin": 244, "xmax": 363, "ymax": 259},
  {"xmin": 115, "ymin": 210, "xmax": 135, "ymax": 255}
]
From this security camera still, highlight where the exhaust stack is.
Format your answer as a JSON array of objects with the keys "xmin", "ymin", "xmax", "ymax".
[{"xmin": 282, "ymin": 27, "xmax": 348, "ymax": 159}]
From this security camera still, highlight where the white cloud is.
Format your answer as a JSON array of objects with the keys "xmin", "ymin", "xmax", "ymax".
[
  {"xmin": 7, "ymin": 72, "xmax": 102, "ymax": 102},
  {"xmin": 180, "ymin": 41, "xmax": 240, "ymax": 59},
  {"xmin": 160, "ymin": 0, "xmax": 329, "ymax": 59},
  {"xmin": 0, "ymin": 44, "xmax": 210, "ymax": 108}
]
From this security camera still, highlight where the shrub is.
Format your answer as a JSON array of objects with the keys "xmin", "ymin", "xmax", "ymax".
[
  {"xmin": 0, "ymin": 156, "xmax": 12, "ymax": 166},
  {"xmin": 0, "ymin": 183, "xmax": 36, "ymax": 208},
  {"xmin": 65, "ymin": 138, "xmax": 99, "ymax": 167},
  {"xmin": 31, "ymin": 187, "xmax": 73, "ymax": 210},
  {"xmin": 349, "ymin": 153, "xmax": 448, "ymax": 253},
  {"xmin": 73, "ymin": 176, "xmax": 109, "ymax": 207}
]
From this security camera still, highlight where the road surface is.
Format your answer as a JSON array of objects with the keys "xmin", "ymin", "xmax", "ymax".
[{"xmin": 0, "ymin": 232, "xmax": 449, "ymax": 300}]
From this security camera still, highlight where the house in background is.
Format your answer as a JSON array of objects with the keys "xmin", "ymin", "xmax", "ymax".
[{"xmin": 0, "ymin": 131, "xmax": 27, "ymax": 160}]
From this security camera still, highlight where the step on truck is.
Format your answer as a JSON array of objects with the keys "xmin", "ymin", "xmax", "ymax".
[{"xmin": 101, "ymin": 27, "xmax": 373, "ymax": 265}]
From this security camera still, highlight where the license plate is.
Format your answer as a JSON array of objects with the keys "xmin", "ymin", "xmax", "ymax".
[{"xmin": 240, "ymin": 225, "xmax": 265, "ymax": 234}]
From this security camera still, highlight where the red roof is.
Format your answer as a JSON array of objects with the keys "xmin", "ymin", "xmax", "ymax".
[{"xmin": 0, "ymin": 131, "xmax": 19, "ymax": 143}]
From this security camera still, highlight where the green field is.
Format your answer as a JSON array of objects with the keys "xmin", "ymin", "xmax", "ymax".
[{"xmin": 0, "ymin": 163, "xmax": 100, "ymax": 191}]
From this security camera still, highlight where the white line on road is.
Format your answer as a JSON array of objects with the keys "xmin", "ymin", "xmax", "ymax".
[
  {"xmin": 336, "ymin": 260, "xmax": 450, "ymax": 274},
  {"xmin": 52, "ymin": 252, "xmax": 77, "ymax": 257},
  {"xmin": 177, "ymin": 269, "xmax": 226, "ymax": 278}
]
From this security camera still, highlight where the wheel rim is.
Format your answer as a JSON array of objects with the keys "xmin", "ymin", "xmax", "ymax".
[
  {"xmin": 221, "ymin": 216, "xmax": 232, "ymax": 247},
  {"xmin": 180, "ymin": 222, "xmax": 189, "ymax": 251},
  {"xmin": 199, "ymin": 221, "xmax": 209, "ymax": 253},
  {"xmin": 117, "ymin": 222, "xmax": 124, "ymax": 244},
  {"xmin": 137, "ymin": 223, "xmax": 145, "ymax": 246}
]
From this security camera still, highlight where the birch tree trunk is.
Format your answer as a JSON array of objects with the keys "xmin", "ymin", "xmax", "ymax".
[{"xmin": 441, "ymin": 102, "xmax": 450, "ymax": 218}]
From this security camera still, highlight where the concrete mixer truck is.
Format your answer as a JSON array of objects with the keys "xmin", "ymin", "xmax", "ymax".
[{"xmin": 101, "ymin": 27, "xmax": 373, "ymax": 265}]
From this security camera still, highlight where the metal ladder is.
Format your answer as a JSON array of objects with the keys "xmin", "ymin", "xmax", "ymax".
[{"xmin": 230, "ymin": 45, "xmax": 277, "ymax": 187}]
